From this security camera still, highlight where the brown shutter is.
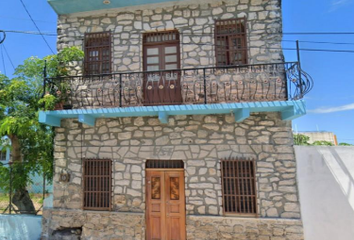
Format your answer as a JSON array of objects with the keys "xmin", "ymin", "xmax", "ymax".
[
  {"xmin": 82, "ymin": 158, "xmax": 112, "ymax": 210},
  {"xmin": 146, "ymin": 160, "xmax": 184, "ymax": 169},
  {"xmin": 221, "ymin": 157, "xmax": 257, "ymax": 215},
  {"xmin": 143, "ymin": 30, "xmax": 180, "ymax": 44},
  {"xmin": 84, "ymin": 31, "xmax": 112, "ymax": 75},
  {"xmin": 215, "ymin": 18, "xmax": 248, "ymax": 66}
]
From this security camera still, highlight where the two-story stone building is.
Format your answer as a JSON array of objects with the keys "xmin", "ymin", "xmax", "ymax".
[{"xmin": 40, "ymin": 0, "xmax": 313, "ymax": 239}]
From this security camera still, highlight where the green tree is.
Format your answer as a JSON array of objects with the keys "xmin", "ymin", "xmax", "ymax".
[
  {"xmin": 312, "ymin": 141, "xmax": 334, "ymax": 146},
  {"xmin": 339, "ymin": 143, "xmax": 353, "ymax": 146},
  {"xmin": 293, "ymin": 134, "xmax": 310, "ymax": 145},
  {"xmin": 0, "ymin": 47, "xmax": 83, "ymax": 213}
]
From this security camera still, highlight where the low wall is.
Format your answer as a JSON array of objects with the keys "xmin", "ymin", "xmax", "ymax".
[
  {"xmin": 41, "ymin": 208, "xmax": 304, "ymax": 240},
  {"xmin": 0, "ymin": 214, "xmax": 42, "ymax": 240},
  {"xmin": 41, "ymin": 208, "xmax": 144, "ymax": 240},
  {"xmin": 186, "ymin": 215, "xmax": 303, "ymax": 240},
  {"xmin": 295, "ymin": 146, "xmax": 354, "ymax": 240}
]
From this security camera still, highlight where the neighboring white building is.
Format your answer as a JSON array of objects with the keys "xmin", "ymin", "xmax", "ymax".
[
  {"xmin": 297, "ymin": 131, "xmax": 338, "ymax": 145},
  {"xmin": 295, "ymin": 146, "xmax": 354, "ymax": 240}
]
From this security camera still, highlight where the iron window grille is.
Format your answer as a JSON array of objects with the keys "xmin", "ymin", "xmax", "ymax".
[
  {"xmin": 146, "ymin": 160, "xmax": 184, "ymax": 169},
  {"xmin": 215, "ymin": 17, "xmax": 248, "ymax": 66},
  {"xmin": 84, "ymin": 31, "xmax": 112, "ymax": 75},
  {"xmin": 221, "ymin": 157, "xmax": 257, "ymax": 215},
  {"xmin": 82, "ymin": 158, "xmax": 112, "ymax": 210}
]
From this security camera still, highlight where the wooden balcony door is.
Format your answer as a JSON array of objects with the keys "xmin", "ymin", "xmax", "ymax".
[
  {"xmin": 143, "ymin": 31, "xmax": 182, "ymax": 105},
  {"xmin": 146, "ymin": 170, "xmax": 186, "ymax": 240}
]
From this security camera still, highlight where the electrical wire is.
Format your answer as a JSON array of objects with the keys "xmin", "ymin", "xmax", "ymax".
[
  {"xmin": 0, "ymin": 45, "xmax": 7, "ymax": 75},
  {"xmin": 18, "ymin": 0, "xmax": 55, "ymax": 54},
  {"xmin": 3, "ymin": 28, "xmax": 354, "ymax": 53},
  {"xmin": 282, "ymin": 32, "xmax": 354, "ymax": 35},
  {"xmin": 2, "ymin": 44, "xmax": 15, "ymax": 71},
  {"xmin": 0, "ymin": 15, "xmax": 56, "ymax": 24},
  {"xmin": 0, "ymin": 30, "xmax": 5, "ymax": 44},
  {"xmin": 5, "ymin": 30, "xmax": 354, "ymax": 37},
  {"xmin": 282, "ymin": 40, "xmax": 354, "ymax": 46},
  {"xmin": 3, "ymin": 30, "xmax": 56, "ymax": 36},
  {"xmin": 277, "ymin": 47, "xmax": 354, "ymax": 53},
  {"xmin": 180, "ymin": 43, "xmax": 354, "ymax": 54}
]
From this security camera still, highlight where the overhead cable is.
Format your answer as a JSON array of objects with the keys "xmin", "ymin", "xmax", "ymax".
[
  {"xmin": 19, "ymin": 0, "xmax": 55, "ymax": 54},
  {"xmin": 3, "ymin": 30, "xmax": 56, "ymax": 36},
  {"xmin": 2, "ymin": 44, "xmax": 15, "ymax": 70},
  {"xmin": 283, "ymin": 40, "xmax": 354, "ymax": 46},
  {"xmin": 1, "ymin": 45, "xmax": 7, "ymax": 75},
  {"xmin": 0, "ymin": 30, "xmax": 6, "ymax": 44},
  {"xmin": 5, "ymin": 30, "xmax": 354, "ymax": 37}
]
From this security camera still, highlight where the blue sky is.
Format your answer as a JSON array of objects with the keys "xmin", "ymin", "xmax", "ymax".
[
  {"xmin": 1, "ymin": 0, "xmax": 354, "ymax": 144},
  {"xmin": 283, "ymin": 0, "xmax": 354, "ymax": 144}
]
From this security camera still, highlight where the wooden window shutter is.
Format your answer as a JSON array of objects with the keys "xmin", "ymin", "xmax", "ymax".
[
  {"xmin": 215, "ymin": 18, "xmax": 248, "ymax": 66},
  {"xmin": 82, "ymin": 158, "xmax": 112, "ymax": 210},
  {"xmin": 221, "ymin": 157, "xmax": 257, "ymax": 215},
  {"xmin": 143, "ymin": 30, "xmax": 180, "ymax": 44},
  {"xmin": 84, "ymin": 31, "xmax": 112, "ymax": 75}
]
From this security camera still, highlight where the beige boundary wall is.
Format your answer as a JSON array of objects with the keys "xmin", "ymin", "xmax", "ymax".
[{"xmin": 295, "ymin": 146, "xmax": 354, "ymax": 240}]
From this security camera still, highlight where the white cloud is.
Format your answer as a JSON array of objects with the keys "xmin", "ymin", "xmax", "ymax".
[
  {"xmin": 309, "ymin": 102, "xmax": 354, "ymax": 114},
  {"xmin": 332, "ymin": 0, "xmax": 349, "ymax": 5},
  {"xmin": 329, "ymin": 0, "xmax": 352, "ymax": 11}
]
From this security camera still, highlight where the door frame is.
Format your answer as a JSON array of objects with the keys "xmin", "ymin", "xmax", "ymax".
[
  {"xmin": 145, "ymin": 168, "xmax": 186, "ymax": 240},
  {"xmin": 142, "ymin": 30, "xmax": 182, "ymax": 106}
]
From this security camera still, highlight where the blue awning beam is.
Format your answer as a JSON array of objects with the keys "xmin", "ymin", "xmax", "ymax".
[
  {"xmin": 233, "ymin": 108, "xmax": 250, "ymax": 122},
  {"xmin": 38, "ymin": 100, "xmax": 306, "ymax": 127}
]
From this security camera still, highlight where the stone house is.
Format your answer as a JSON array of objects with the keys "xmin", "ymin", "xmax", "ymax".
[{"xmin": 40, "ymin": 0, "xmax": 313, "ymax": 239}]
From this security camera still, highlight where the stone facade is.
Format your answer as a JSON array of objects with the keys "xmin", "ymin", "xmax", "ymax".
[
  {"xmin": 58, "ymin": 0, "xmax": 283, "ymax": 75},
  {"xmin": 42, "ymin": 0, "xmax": 305, "ymax": 239},
  {"xmin": 186, "ymin": 215, "xmax": 304, "ymax": 240},
  {"xmin": 42, "ymin": 209, "xmax": 144, "ymax": 240},
  {"xmin": 42, "ymin": 112, "xmax": 303, "ymax": 239},
  {"xmin": 56, "ymin": 0, "xmax": 287, "ymax": 111}
]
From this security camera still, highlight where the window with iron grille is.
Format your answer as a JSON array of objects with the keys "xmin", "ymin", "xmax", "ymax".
[
  {"xmin": 146, "ymin": 160, "xmax": 184, "ymax": 169},
  {"xmin": 84, "ymin": 31, "xmax": 111, "ymax": 75},
  {"xmin": 82, "ymin": 159, "xmax": 112, "ymax": 210},
  {"xmin": 215, "ymin": 18, "xmax": 248, "ymax": 66},
  {"xmin": 221, "ymin": 158, "xmax": 257, "ymax": 215}
]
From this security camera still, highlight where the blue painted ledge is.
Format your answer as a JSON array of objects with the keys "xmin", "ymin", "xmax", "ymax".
[
  {"xmin": 39, "ymin": 100, "xmax": 306, "ymax": 127},
  {"xmin": 48, "ymin": 0, "xmax": 188, "ymax": 15}
]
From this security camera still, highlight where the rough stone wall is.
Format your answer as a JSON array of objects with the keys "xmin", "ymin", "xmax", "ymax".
[
  {"xmin": 41, "ymin": 209, "xmax": 303, "ymax": 240},
  {"xmin": 57, "ymin": 0, "xmax": 283, "ymax": 75},
  {"xmin": 41, "ymin": 209, "xmax": 144, "ymax": 240},
  {"xmin": 53, "ymin": 112, "xmax": 301, "ymax": 219},
  {"xmin": 186, "ymin": 215, "xmax": 304, "ymax": 240}
]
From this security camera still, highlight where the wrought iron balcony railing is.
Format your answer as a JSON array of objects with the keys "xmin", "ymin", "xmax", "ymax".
[{"xmin": 44, "ymin": 62, "xmax": 313, "ymax": 110}]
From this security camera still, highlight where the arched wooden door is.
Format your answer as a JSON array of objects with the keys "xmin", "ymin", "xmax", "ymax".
[{"xmin": 146, "ymin": 169, "xmax": 186, "ymax": 240}]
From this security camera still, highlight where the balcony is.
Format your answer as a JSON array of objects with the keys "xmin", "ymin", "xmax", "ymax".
[
  {"xmin": 40, "ymin": 62, "xmax": 313, "ymax": 126},
  {"xmin": 45, "ymin": 62, "xmax": 313, "ymax": 109}
]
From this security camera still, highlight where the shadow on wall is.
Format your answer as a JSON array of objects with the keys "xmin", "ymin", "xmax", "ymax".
[{"xmin": 295, "ymin": 146, "xmax": 354, "ymax": 240}]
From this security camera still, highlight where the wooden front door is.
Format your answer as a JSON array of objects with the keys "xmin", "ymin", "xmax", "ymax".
[
  {"xmin": 146, "ymin": 170, "xmax": 186, "ymax": 240},
  {"xmin": 143, "ymin": 31, "xmax": 182, "ymax": 105}
]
